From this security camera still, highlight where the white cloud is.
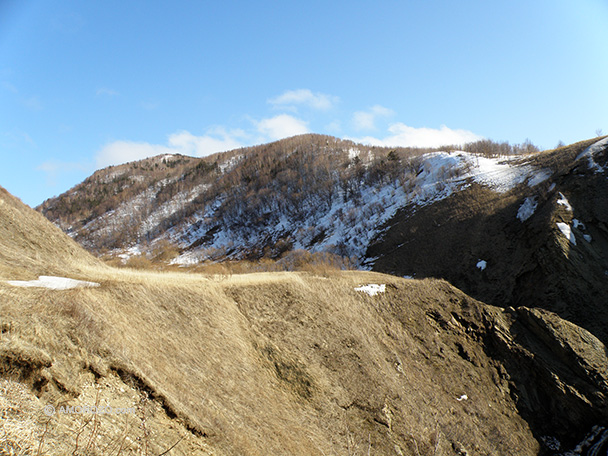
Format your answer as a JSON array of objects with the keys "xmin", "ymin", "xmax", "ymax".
[
  {"xmin": 352, "ymin": 105, "xmax": 394, "ymax": 131},
  {"xmin": 168, "ymin": 128, "xmax": 245, "ymax": 156},
  {"xmin": 268, "ymin": 89, "xmax": 338, "ymax": 110},
  {"xmin": 325, "ymin": 120, "xmax": 342, "ymax": 134},
  {"xmin": 351, "ymin": 123, "xmax": 483, "ymax": 148},
  {"xmin": 255, "ymin": 114, "xmax": 309, "ymax": 141},
  {"xmin": 38, "ymin": 161, "xmax": 88, "ymax": 174},
  {"xmin": 96, "ymin": 141, "xmax": 174, "ymax": 168},
  {"xmin": 95, "ymin": 128, "xmax": 246, "ymax": 168}
]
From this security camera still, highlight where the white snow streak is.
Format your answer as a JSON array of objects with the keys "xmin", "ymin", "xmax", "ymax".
[
  {"xmin": 517, "ymin": 197, "xmax": 537, "ymax": 222},
  {"xmin": 557, "ymin": 222, "xmax": 576, "ymax": 245},
  {"xmin": 7, "ymin": 276, "xmax": 100, "ymax": 290},
  {"xmin": 576, "ymin": 137, "xmax": 608, "ymax": 173},
  {"xmin": 557, "ymin": 193, "xmax": 573, "ymax": 211}
]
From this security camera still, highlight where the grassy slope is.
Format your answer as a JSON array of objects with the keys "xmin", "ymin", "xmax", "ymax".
[{"xmin": 1, "ymin": 186, "xmax": 540, "ymax": 455}]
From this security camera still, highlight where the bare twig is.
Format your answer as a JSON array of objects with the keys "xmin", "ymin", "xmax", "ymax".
[
  {"xmin": 36, "ymin": 417, "xmax": 51, "ymax": 456},
  {"xmin": 156, "ymin": 435, "xmax": 184, "ymax": 456}
]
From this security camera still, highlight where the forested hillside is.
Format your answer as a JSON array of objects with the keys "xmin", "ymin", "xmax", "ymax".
[{"xmin": 39, "ymin": 133, "xmax": 541, "ymax": 266}]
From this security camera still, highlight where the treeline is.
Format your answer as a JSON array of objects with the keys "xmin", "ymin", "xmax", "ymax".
[{"xmin": 460, "ymin": 138, "xmax": 540, "ymax": 156}]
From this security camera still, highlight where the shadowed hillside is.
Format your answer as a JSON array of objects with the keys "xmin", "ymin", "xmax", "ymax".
[{"xmin": 369, "ymin": 137, "xmax": 608, "ymax": 347}]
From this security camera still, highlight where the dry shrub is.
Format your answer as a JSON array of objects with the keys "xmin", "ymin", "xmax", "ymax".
[
  {"xmin": 185, "ymin": 251, "xmax": 353, "ymax": 277},
  {"xmin": 277, "ymin": 249, "xmax": 355, "ymax": 275},
  {"xmin": 124, "ymin": 254, "xmax": 154, "ymax": 270},
  {"xmin": 151, "ymin": 240, "xmax": 181, "ymax": 262}
]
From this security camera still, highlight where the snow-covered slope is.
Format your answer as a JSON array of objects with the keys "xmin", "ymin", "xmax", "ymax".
[
  {"xmin": 166, "ymin": 150, "xmax": 551, "ymax": 266},
  {"xmin": 39, "ymin": 134, "xmax": 558, "ymax": 267}
]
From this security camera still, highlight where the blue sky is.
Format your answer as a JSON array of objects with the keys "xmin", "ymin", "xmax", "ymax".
[{"xmin": 2, "ymin": 0, "xmax": 608, "ymax": 207}]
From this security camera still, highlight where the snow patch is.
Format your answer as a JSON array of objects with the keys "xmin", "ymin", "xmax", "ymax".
[
  {"xmin": 562, "ymin": 425, "xmax": 608, "ymax": 455},
  {"xmin": 7, "ymin": 276, "xmax": 100, "ymax": 290},
  {"xmin": 540, "ymin": 436, "xmax": 561, "ymax": 451},
  {"xmin": 100, "ymin": 170, "xmax": 127, "ymax": 184},
  {"xmin": 467, "ymin": 155, "xmax": 532, "ymax": 192},
  {"xmin": 576, "ymin": 137, "xmax": 608, "ymax": 173},
  {"xmin": 517, "ymin": 197, "xmax": 537, "ymax": 222},
  {"xmin": 557, "ymin": 222, "xmax": 576, "ymax": 245},
  {"xmin": 348, "ymin": 148, "xmax": 360, "ymax": 160},
  {"xmin": 140, "ymin": 184, "xmax": 209, "ymax": 236},
  {"xmin": 527, "ymin": 169, "xmax": 552, "ymax": 187},
  {"xmin": 557, "ymin": 192, "xmax": 573, "ymax": 211},
  {"xmin": 169, "ymin": 250, "xmax": 207, "ymax": 266},
  {"xmin": 354, "ymin": 284, "xmax": 386, "ymax": 296},
  {"xmin": 218, "ymin": 155, "xmax": 243, "ymax": 173},
  {"xmin": 117, "ymin": 245, "xmax": 143, "ymax": 261}
]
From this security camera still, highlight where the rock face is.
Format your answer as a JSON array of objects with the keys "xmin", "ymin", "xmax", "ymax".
[{"xmin": 481, "ymin": 306, "xmax": 608, "ymax": 450}]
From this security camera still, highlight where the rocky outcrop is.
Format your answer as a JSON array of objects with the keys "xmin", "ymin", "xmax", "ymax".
[{"xmin": 482, "ymin": 305, "xmax": 608, "ymax": 451}]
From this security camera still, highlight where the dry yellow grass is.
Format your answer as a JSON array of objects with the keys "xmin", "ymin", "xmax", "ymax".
[{"xmin": 0, "ymin": 185, "xmax": 541, "ymax": 455}]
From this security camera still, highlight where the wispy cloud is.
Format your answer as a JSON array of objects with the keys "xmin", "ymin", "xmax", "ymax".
[
  {"xmin": 1, "ymin": 129, "xmax": 37, "ymax": 148},
  {"xmin": 37, "ymin": 160, "xmax": 89, "ymax": 187},
  {"xmin": 92, "ymin": 93, "xmax": 481, "ymax": 170},
  {"xmin": 95, "ymin": 141, "xmax": 174, "ymax": 168},
  {"xmin": 351, "ymin": 123, "xmax": 483, "ymax": 148},
  {"xmin": 268, "ymin": 89, "xmax": 339, "ymax": 111},
  {"xmin": 141, "ymin": 101, "xmax": 158, "ymax": 110},
  {"xmin": 352, "ymin": 105, "xmax": 394, "ymax": 131},
  {"xmin": 167, "ymin": 128, "xmax": 245, "ymax": 156},
  {"xmin": 96, "ymin": 87, "xmax": 119, "ymax": 97},
  {"xmin": 22, "ymin": 96, "xmax": 43, "ymax": 111},
  {"xmin": 1, "ymin": 81, "xmax": 18, "ymax": 93},
  {"xmin": 95, "ymin": 113, "xmax": 313, "ymax": 169},
  {"xmin": 255, "ymin": 114, "xmax": 309, "ymax": 141}
]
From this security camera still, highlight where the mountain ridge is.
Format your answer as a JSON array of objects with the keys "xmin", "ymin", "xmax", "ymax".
[{"xmin": 38, "ymin": 133, "xmax": 545, "ymax": 263}]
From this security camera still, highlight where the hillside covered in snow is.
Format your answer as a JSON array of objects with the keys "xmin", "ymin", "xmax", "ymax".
[{"xmin": 39, "ymin": 133, "xmax": 546, "ymax": 267}]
